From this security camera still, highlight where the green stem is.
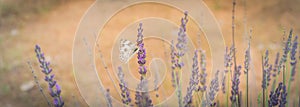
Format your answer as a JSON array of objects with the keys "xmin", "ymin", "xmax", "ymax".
[
  {"xmin": 283, "ymin": 65, "xmax": 286, "ymax": 86},
  {"xmin": 265, "ymin": 87, "xmax": 268, "ymax": 107},
  {"xmin": 262, "ymin": 89, "xmax": 265, "ymax": 107},
  {"xmin": 262, "ymin": 55, "xmax": 265, "ymax": 107},
  {"xmin": 226, "ymin": 71, "xmax": 230, "ymax": 107},
  {"xmin": 246, "ymin": 71, "xmax": 249, "ymax": 107},
  {"xmin": 287, "ymin": 65, "xmax": 295, "ymax": 107}
]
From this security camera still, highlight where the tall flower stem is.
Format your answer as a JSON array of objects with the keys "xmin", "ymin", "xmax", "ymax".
[
  {"xmin": 246, "ymin": 70, "xmax": 249, "ymax": 107},
  {"xmin": 244, "ymin": 33, "xmax": 251, "ymax": 107},
  {"xmin": 287, "ymin": 35, "xmax": 298, "ymax": 107},
  {"xmin": 226, "ymin": 68, "xmax": 231, "ymax": 107},
  {"xmin": 262, "ymin": 55, "xmax": 265, "ymax": 107},
  {"xmin": 27, "ymin": 61, "xmax": 51, "ymax": 107}
]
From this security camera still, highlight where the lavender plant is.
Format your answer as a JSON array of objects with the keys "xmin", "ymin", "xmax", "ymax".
[
  {"xmin": 205, "ymin": 71, "xmax": 220, "ymax": 107},
  {"xmin": 262, "ymin": 50, "xmax": 272, "ymax": 89},
  {"xmin": 223, "ymin": 46, "xmax": 234, "ymax": 107},
  {"xmin": 279, "ymin": 84, "xmax": 287, "ymax": 107},
  {"xmin": 35, "ymin": 45, "xmax": 64, "ymax": 107},
  {"xmin": 243, "ymin": 33, "xmax": 251, "ymax": 107},
  {"xmin": 198, "ymin": 50, "xmax": 207, "ymax": 92},
  {"xmin": 286, "ymin": 35, "xmax": 298, "ymax": 107},
  {"xmin": 289, "ymin": 35, "xmax": 298, "ymax": 81},
  {"xmin": 135, "ymin": 23, "xmax": 153, "ymax": 107},
  {"xmin": 262, "ymin": 50, "xmax": 273, "ymax": 107},
  {"xmin": 117, "ymin": 66, "xmax": 132, "ymax": 106},
  {"xmin": 27, "ymin": 61, "xmax": 51, "ymax": 107},
  {"xmin": 183, "ymin": 50, "xmax": 200, "ymax": 106},
  {"xmin": 171, "ymin": 11, "xmax": 189, "ymax": 107},
  {"xmin": 171, "ymin": 40, "xmax": 177, "ymax": 88},
  {"xmin": 268, "ymin": 82, "xmax": 283, "ymax": 107},
  {"xmin": 279, "ymin": 29, "xmax": 293, "ymax": 85},
  {"xmin": 105, "ymin": 89, "xmax": 113, "ymax": 107},
  {"xmin": 230, "ymin": 65, "xmax": 242, "ymax": 106}
]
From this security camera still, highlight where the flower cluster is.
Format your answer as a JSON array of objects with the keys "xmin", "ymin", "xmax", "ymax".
[{"xmin": 35, "ymin": 45, "xmax": 64, "ymax": 107}]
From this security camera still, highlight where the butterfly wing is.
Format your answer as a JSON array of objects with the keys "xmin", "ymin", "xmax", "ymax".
[{"xmin": 119, "ymin": 39, "xmax": 138, "ymax": 63}]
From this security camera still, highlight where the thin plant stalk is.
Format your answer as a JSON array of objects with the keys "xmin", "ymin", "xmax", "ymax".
[
  {"xmin": 245, "ymin": 30, "xmax": 251, "ymax": 107},
  {"xmin": 27, "ymin": 61, "xmax": 52, "ymax": 107},
  {"xmin": 226, "ymin": 68, "xmax": 231, "ymax": 107},
  {"xmin": 287, "ymin": 70, "xmax": 293, "ymax": 107},
  {"xmin": 246, "ymin": 69, "xmax": 249, "ymax": 107},
  {"xmin": 262, "ymin": 55, "xmax": 265, "ymax": 107},
  {"xmin": 283, "ymin": 65, "xmax": 286, "ymax": 86},
  {"xmin": 92, "ymin": 35, "xmax": 122, "ymax": 99},
  {"xmin": 272, "ymin": 30, "xmax": 287, "ymax": 91}
]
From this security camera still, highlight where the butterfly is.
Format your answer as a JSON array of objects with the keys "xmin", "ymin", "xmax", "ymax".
[{"xmin": 119, "ymin": 39, "xmax": 139, "ymax": 63}]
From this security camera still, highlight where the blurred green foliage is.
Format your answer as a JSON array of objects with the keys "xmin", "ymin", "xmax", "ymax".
[{"xmin": 0, "ymin": 0, "xmax": 65, "ymax": 30}]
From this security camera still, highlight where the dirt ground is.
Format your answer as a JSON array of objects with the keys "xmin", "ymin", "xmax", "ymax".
[{"xmin": 0, "ymin": 0, "xmax": 299, "ymax": 106}]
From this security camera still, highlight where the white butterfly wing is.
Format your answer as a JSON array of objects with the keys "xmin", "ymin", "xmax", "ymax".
[{"xmin": 119, "ymin": 39, "xmax": 138, "ymax": 63}]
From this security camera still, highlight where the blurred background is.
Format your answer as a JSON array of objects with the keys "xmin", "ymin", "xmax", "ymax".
[{"xmin": 0, "ymin": 0, "xmax": 299, "ymax": 106}]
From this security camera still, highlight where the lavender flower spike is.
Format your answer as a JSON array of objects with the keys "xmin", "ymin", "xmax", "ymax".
[
  {"xmin": 279, "ymin": 84, "xmax": 287, "ymax": 107},
  {"xmin": 176, "ymin": 11, "xmax": 189, "ymax": 57},
  {"xmin": 198, "ymin": 50, "xmax": 207, "ymax": 92},
  {"xmin": 273, "ymin": 52, "xmax": 280, "ymax": 77},
  {"xmin": 279, "ymin": 29, "xmax": 293, "ymax": 74},
  {"xmin": 137, "ymin": 23, "xmax": 147, "ymax": 76},
  {"xmin": 183, "ymin": 50, "xmax": 200, "ymax": 106},
  {"xmin": 230, "ymin": 66, "xmax": 242, "ymax": 103},
  {"xmin": 221, "ymin": 75, "xmax": 226, "ymax": 94},
  {"xmin": 244, "ymin": 44, "xmax": 250, "ymax": 74},
  {"xmin": 105, "ymin": 89, "xmax": 113, "ymax": 107},
  {"xmin": 268, "ymin": 82, "xmax": 283, "ymax": 107},
  {"xmin": 206, "ymin": 71, "xmax": 220, "ymax": 106},
  {"xmin": 290, "ymin": 36, "xmax": 298, "ymax": 81},
  {"xmin": 262, "ymin": 50, "xmax": 272, "ymax": 89},
  {"xmin": 117, "ymin": 67, "xmax": 132, "ymax": 105},
  {"xmin": 170, "ymin": 40, "xmax": 177, "ymax": 87},
  {"xmin": 135, "ymin": 23, "xmax": 153, "ymax": 107},
  {"xmin": 35, "ymin": 45, "xmax": 64, "ymax": 107}
]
